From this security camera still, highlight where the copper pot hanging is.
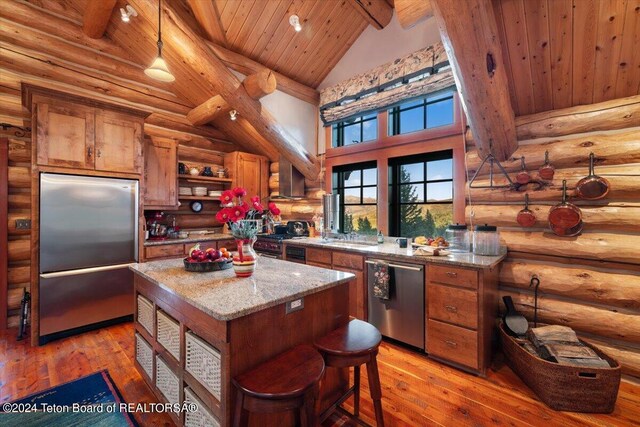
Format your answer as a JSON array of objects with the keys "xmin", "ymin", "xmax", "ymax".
[
  {"xmin": 539, "ymin": 151, "xmax": 555, "ymax": 180},
  {"xmin": 548, "ymin": 180, "xmax": 582, "ymax": 236},
  {"xmin": 515, "ymin": 156, "xmax": 531, "ymax": 185},
  {"xmin": 516, "ymin": 194, "xmax": 536, "ymax": 227},
  {"xmin": 575, "ymin": 152, "xmax": 610, "ymax": 200}
]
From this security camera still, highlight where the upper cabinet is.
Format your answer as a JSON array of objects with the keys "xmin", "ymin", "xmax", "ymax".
[
  {"xmin": 25, "ymin": 84, "xmax": 147, "ymax": 175},
  {"xmin": 144, "ymin": 137, "xmax": 178, "ymax": 210},
  {"xmin": 224, "ymin": 151, "xmax": 269, "ymax": 201}
]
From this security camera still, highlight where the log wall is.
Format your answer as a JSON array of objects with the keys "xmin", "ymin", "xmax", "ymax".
[
  {"xmin": 465, "ymin": 97, "xmax": 640, "ymax": 378},
  {"xmin": 267, "ymin": 160, "xmax": 324, "ymax": 222}
]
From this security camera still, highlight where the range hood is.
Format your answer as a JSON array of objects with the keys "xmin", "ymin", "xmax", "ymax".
[{"xmin": 277, "ymin": 158, "xmax": 306, "ymax": 198}]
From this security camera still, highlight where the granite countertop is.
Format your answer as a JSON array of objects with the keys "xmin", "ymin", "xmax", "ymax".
[
  {"xmin": 284, "ymin": 237, "xmax": 507, "ymax": 268},
  {"xmin": 144, "ymin": 234, "xmax": 233, "ymax": 246},
  {"xmin": 130, "ymin": 257, "xmax": 355, "ymax": 321}
]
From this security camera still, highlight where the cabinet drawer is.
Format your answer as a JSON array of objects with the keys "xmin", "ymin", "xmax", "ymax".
[
  {"xmin": 145, "ymin": 244, "xmax": 184, "ymax": 260},
  {"xmin": 216, "ymin": 239, "xmax": 237, "ymax": 251},
  {"xmin": 427, "ymin": 319, "xmax": 478, "ymax": 370},
  {"xmin": 306, "ymin": 248, "xmax": 332, "ymax": 266},
  {"xmin": 429, "ymin": 265, "xmax": 478, "ymax": 289},
  {"xmin": 333, "ymin": 251, "xmax": 364, "ymax": 270},
  {"xmin": 428, "ymin": 283, "xmax": 478, "ymax": 329}
]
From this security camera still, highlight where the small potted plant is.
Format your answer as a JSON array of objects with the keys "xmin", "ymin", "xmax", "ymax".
[{"xmin": 216, "ymin": 187, "xmax": 279, "ymax": 277}]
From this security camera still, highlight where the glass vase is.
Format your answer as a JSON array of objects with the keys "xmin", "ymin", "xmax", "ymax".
[{"xmin": 233, "ymin": 238, "xmax": 257, "ymax": 278}]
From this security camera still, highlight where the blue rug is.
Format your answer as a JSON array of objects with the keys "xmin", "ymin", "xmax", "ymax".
[{"xmin": 1, "ymin": 370, "xmax": 137, "ymax": 427}]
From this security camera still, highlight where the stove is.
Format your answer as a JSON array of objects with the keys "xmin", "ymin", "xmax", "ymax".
[{"xmin": 254, "ymin": 234, "xmax": 291, "ymax": 258}]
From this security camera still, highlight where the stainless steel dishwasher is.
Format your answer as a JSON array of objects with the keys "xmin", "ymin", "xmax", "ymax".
[{"xmin": 366, "ymin": 259, "xmax": 425, "ymax": 350}]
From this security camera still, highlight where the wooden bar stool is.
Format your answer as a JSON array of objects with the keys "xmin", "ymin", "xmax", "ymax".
[
  {"xmin": 232, "ymin": 344, "xmax": 325, "ymax": 427},
  {"xmin": 314, "ymin": 319, "xmax": 384, "ymax": 427}
]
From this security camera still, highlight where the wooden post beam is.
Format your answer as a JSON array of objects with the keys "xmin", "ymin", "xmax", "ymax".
[
  {"xmin": 396, "ymin": 0, "xmax": 434, "ymax": 29},
  {"xmin": 431, "ymin": 0, "xmax": 517, "ymax": 161},
  {"xmin": 186, "ymin": 0, "xmax": 228, "ymax": 46},
  {"xmin": 82, "ymin": 0, "xmax": 117, "ymax": 39},
  {"xmin": 347, "ymin": 0, "xmax": 393, "ymax": 30},
  {"xmin": 242, "ymin": 69, "xmax": 277, "ymax": 100},
  {"xmin": 132, "ymin": 0, "xmax": 320, "ymax": 178}
]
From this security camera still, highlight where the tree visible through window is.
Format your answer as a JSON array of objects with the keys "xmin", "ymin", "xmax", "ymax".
[
  {"xmin": 332, "ymin": 163, "xmax": 377, "ymax": 235},
  {"xmin": 389, "ymin": 151, "xmax": 453, "ymax": 238}
]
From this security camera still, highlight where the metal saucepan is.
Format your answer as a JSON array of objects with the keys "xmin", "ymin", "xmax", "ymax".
[
  {"xmin": 575, "ymin": 152, "xmax": 610, "ymax": 200},
  {"xmin": 549, "ymin": 219, "xmax": 584, "ymax": 237},
  {"xmin": 516, "ymin": 194, "xmax": 536, "ymax": 227},
  {"xmin": 548, "ymin": 180, "xmax": 582, "ymax": 231},
  {"xmin": 515, "ymin": 156, "xmax": 531, "ymax": 185},
  {"xmin": 538, "ymin": 150, "xmax": 555, "ymax": 180}
]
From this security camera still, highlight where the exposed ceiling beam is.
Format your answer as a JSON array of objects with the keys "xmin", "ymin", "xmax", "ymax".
[
  {"xmin": 207, "ymin": 42, "xmax": 320, "ymax": 105},
  {"xmin": 131, "ymin": 0, "xmax": 320, "ymax": 180},
  {"xmin": 395, "ymin": 0, "xmax": 433, "ymax": 29},
  {"xmin": 186, "ymin": 0, "xmax": 228, "ymax": 47},
  {"xmin": 82, "ymin": 0, "xmax": 117, "ymax": 39},
  {"xmin": 347, "ymin": 0, "xmax": 393, "ymax": 30},
  {"xmin": 431, "ymin": 0, "xmax": 517, "ymax": 161},
  {"xmin": 187, "ymin": 95, "xmax": 229, "ymax": 126}
]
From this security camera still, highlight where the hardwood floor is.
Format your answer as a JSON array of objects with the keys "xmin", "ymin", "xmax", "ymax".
[{"xmin": 1, "ymin": 323, "xmax": 638, "ymax": 426}]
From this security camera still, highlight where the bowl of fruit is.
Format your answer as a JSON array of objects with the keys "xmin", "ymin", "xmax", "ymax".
[{"xmin": 184, "ymin": 244, "xmax": 233, "ymax": 272}]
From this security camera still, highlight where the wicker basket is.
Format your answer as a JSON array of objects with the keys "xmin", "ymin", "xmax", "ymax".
[
  {"xmin": 157, "ymin": 310, "xmax": 180, "ymax": 360},
  {"xmin": 185, "ymin": 331, "xmax": 222, "ymax": 400},
  {"xmin": 184, "ymin": 387, "xmax": 220, "ymax": 427},
  {"xmin": 499, "ymin": 322, "xmax": 621, "ymax": 413},
  {"xmin": 135, "ymin": 333, "xmax": 154, "ymax": 380},
  {"xmin": 155, "ymin": 355, "xmax": 180, "ymax": 407},
  {"xmin": 137, "ymin": 295, "xmax": 154, "ymax": 336}
]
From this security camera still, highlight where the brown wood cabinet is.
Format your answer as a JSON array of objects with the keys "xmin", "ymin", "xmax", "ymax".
[
  {"xmin": 224, "ymin": 151, "xmax": 268, "ymax": 201},
  {"xmin": 95, "ymin": 110, "xmax": 143, "ymax": 174},
  {"xmin": 144, "ymin": 137, "xmax": 178, "ymax": 210}
]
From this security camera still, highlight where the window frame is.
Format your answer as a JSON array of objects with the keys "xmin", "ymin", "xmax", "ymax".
[
  {"xmin": 331, "ymin": 113, "xmax": 378, "ymax": 148},
  {"xmin": 387, "ymin": 92, "xmax": 455, "ymax": 136},
  {"xmin": 331, "ymin": 161, "xmax": 378, "ymax": 233}
]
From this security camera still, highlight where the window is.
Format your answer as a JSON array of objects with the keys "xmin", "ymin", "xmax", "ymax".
[
  {"xmin": 389, "ymin": 150, "xmax": 453, "ymax": 238},
  {"xmin": 331, "ymin": 113, "xmax": 378, "ymax": 147},
  {"xmin": 332, "ymin": 162, "xmax": 377, "ymax": 235},
  {"xmin": 388, "ymin": 91, "xmax": 454, "ymax": 136}
]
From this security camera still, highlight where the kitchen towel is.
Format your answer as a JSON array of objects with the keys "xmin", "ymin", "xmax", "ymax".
[{"xmin": 373, "ymin": 260, "xmax": 391, "ymax": 300}]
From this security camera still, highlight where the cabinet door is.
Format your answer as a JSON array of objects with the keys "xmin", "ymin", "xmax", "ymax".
[
  {"xmin": 332, "ymin": 266, "xmax": 365, "ymax": 320},
  {"xmin": 226, "ymin": 152, "xmax": 269, "ymax": 200},
  {"xmin": 36, "ymin": 101, "xmax": 94, "ymax": 169},
  {"xmin": 95, "ymin": 111, "xmax": 143, "ymax": 174},
  {"xmin": 144, "ymin": 137, "xmax": 178, "ymax": 209}
]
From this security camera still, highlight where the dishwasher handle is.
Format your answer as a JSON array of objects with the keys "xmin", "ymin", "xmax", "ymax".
[{"xmin": 366, "ymin": 260, "xmax": 423, "ymax": 272}]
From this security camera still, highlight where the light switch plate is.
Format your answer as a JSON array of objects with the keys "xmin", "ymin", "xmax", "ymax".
[
  {"xmin": 285, "ymin": 297, "xmax": 304, "ymax": 314},
  {"xmin": 15, "ymin": 219, "xmax": 31, "ymax": 230}
]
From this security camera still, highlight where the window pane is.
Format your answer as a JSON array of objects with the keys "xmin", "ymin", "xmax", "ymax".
[
  {"xmin": 399, "ymin": 204, "xmax": 453, "ymax": 238},
  {"xmin": 428, "ymin": 91, "xmax": 453, "ymax": 102},
  {"xmin": 427, "ymin": 182, "xmax": 452, "ymax": 202},
  {"xmin": 400, "ymin": 107, "xmax": 424, "ymax": 134},
  {"xmin": 363, "ymin": 186, "xmax": 377, "ymax": 202},
  {"xmin": 388, "ymin": 111, "xmax": 395, "ymax": 135},
  {"xmin": 427, "ymin": 159, "xmax": 453, "ymax": 180},
  {"xmin": 400, "ymin": 163, "xmax": 424, "ymax": 183},
  {"xmin": 343, "ymin": 170, "xmax": 361, "ymax": 187},
  {"xmin": 343, "ymin": 123, "xmax": 360, "ymax": 145},
  {"xmin": 363, "ymin": 112, "xmax": 377, "ymax": 120},
  {"xmin": 427, "ymin": 98, "xmax": 454, "ymax": 128},
  {"xmin": 345, "ymin": 206, "xmax": 377, "ymax": 235},
  {"xmin": 362, "ymin": 119, "xmax": 377, "ymax": 141},
  {"xmin": 344, "ymin": 187, "xmax": 361, "ymax": 204},
  {"xmin": 332, "ymin": 125, "xmax": 338, "ymax": 147},
  {"xmin": 399, "ymin": 98, "xmax": 424, "ymax": 110},
  {"xmin": 363, "ymin": 168, "xmax": 377, "ymax": 185},
  {"xmin": 400, "ymin": 184, "xmax": 424, "ymax": 203}
]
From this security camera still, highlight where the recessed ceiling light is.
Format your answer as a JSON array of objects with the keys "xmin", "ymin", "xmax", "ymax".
[
  {"xmin": 289, "ymin": 15, "xmax": 302, "ymax": 32},
  {"xmin": 229, "ymin": 110, "xmax": 238, "ymax": 121},
  {"xmin": 120, "ymin": 5, "xmax": 137, "ymax": 23}
]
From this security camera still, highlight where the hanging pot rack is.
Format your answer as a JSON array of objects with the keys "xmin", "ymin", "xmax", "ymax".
[{"xmin": 468, "ymin": 153, "xmax": 515, "ymax": 189}]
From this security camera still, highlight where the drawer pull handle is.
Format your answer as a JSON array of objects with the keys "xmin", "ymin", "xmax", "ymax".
[
  {"xmin": 445, "ymin": 305, "xmax": 458, "ymax": 313},
  {"xmin": 445, "ymin": 340, "xmax": 457, "ymax": 348},
  {"xmin": 446, "ymin": 271, "xmax": 458, "ymax": 278}
]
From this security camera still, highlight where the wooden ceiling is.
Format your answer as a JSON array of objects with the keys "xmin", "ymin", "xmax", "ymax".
[
  {"xmin": 194, "ymin": 0, "xmax": 369, "ymax": 88},
  {"xmin": 493, "ymin": 0, "xmax": 640, "ymax": 116}
]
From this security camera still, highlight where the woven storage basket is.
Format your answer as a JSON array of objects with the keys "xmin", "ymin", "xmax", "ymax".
[
  {"xmin": 135, "ymin": 333, "xmax": 154, "ymax": 380},
  {"xmin": 185, "ymin": 331, "xmax": 222, "ymax": 400},
  {"xmin": 157, "ymin": 310, "xmax": 180, "ymax": 360},
  {"xmin": 499, "ymin": 322, "xmax": 621, "ymax": 413},
  {"xmin": 155, "ymin": 355, "xmax": 180, "ymax": 407},
  {"xmin": 137, "ymin": 295, "xmax": 154, "ymax": 336},
  {"xmin": 184, "ymin": 387, "xmax": 220, "ymax": 427}
]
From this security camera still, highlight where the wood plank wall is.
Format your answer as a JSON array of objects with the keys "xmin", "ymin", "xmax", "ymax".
[{"xmin": 465, "ymin": 99, "xmax": 640, "ymax": 378}]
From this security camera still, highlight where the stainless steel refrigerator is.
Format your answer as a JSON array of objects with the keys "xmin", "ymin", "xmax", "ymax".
[{"xmin": 39, "ymin": 173, "xmax": 138, "ymax": 343}]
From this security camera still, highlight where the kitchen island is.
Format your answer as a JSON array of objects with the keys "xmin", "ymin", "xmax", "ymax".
[{"xmin": 130, "ymin": 257, "xmax": 355, "ymax": 427}]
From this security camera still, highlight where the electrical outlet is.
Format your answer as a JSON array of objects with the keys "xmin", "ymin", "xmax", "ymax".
[
  {"xmin": 285, "ymin": 297, "xmax": 304, "ymax": 314},
  {"xmin": 15, "ymin": 219, "xmax": 31, "ymax": 230}
]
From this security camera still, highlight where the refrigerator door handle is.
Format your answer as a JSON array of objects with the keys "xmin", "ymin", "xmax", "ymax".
[
  {"xmin": 365, "ymin": 260, "xmax": 423, "ymax": 272},
  {"xmin": 40, "ymin": 263, "xmax": 135, "ymax": 279}
]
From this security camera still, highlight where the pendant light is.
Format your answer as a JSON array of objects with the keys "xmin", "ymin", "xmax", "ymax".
[{"xmin": 145, "ymin": 0, "xmax": 175, "ymax": 82}]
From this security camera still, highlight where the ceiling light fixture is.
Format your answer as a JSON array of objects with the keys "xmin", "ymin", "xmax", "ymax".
[
  {"xmin": 144, "ymin": 0, "xmax": 175, "ymax": 83},
  {"xmin": 229, "ymin": 110, "xmax": 238, "ymax": 121},
  {"xmin": 120, "ymin": 5, "xmax": 137, "ymax": 23},
  {"xmin": 289, "ymin": 15, "xmax": 302, "ymax": 32}
]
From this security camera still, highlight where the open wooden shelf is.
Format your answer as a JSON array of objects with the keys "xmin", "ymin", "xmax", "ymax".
[{"xmin": 178, "ymin": 175, "xmax": 232, "ymax": 184}]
